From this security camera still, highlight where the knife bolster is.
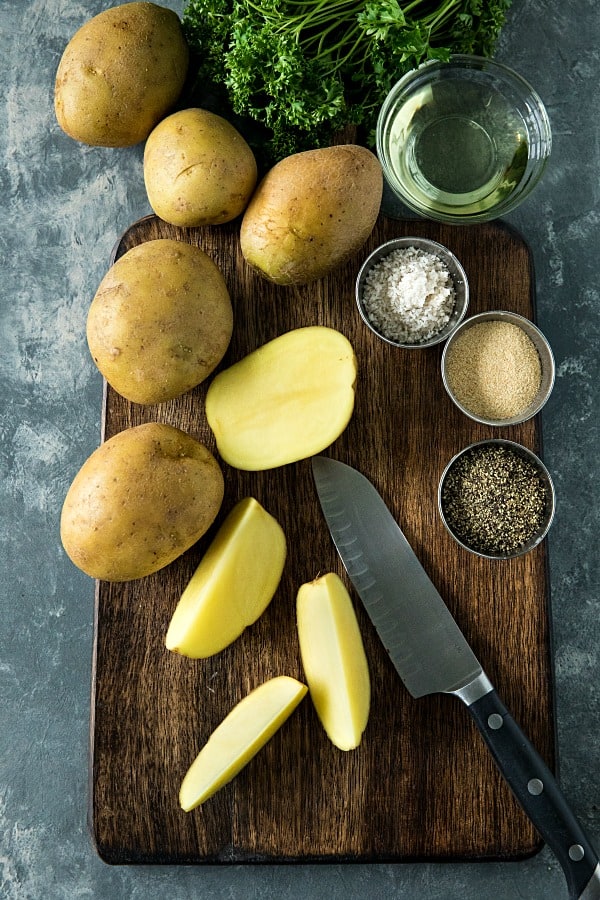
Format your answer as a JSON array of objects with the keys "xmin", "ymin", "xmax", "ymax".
[{"xmin": 449, "ymin": 670, "xmax": 493, "ymax": 706}]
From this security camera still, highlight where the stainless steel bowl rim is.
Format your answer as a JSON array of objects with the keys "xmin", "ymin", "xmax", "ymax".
[
  {"xmin": 437, "ymin": 438, "xmax": 556, "ymax": 560},
  {"xmin": 440, "ymin": 309, "xmax": 555, "ymax": 425},
  {"xmin": 355, "ymin": 236, "xmax": 470, "ymax": 349}
]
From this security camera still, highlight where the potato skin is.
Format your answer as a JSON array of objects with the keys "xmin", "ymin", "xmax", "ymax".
[
  {"xmin": 86, "ymin": 239, "xmax": 233, "ymax": 405},
  {"xmin": 60, "ymin": 423, "xmax": 224, "ymax": 582},
  {"xmin": 144, "ymin": 108, "xmax": 258, "ymax": 226},
  {"xmin": 54, "ymin": 2, "xmax": 189, "ymax": 147},
  {"xmin": 240, "ymin": 144, "xmax": 383, "ymax": 285}
]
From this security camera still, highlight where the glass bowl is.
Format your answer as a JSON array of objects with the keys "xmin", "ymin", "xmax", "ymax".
[
  {"xmin": 441, "ymin": 310, "xmax": 555, "ymax": 425},
  {"xmin": 376, "ymin": 55, "xmax": 552, "ymax": 224},
  {"xmin": 438, "ymin": 439, "xmax": 556, "ymax": 559},
  {"xmin": 355, "ymin": 236, "xmax": 469, "ymax": 348}
]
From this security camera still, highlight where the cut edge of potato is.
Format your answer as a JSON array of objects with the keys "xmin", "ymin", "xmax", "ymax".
[
  {"xmin": 205, "ymin": 326, "xmax": 357, "ymax": 471},
  {"xmin": 296, "ymin": 572, "xmax": 371, "ymax": 751},
  {"xmin": 179, "ymin": 675, "xmax": 308, "ymax": 811},
  {"xmin": 165, "ymin": 496, "xmax": 287, "ymax": 658}
]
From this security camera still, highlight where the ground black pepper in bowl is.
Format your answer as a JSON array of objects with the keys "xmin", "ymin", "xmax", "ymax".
[{"xmin": 438, "ymin": 440, "xmax": 555, "ymax": 558}]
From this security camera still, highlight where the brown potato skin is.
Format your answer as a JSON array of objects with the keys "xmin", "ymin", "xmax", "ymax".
[
  {"xmin": 60, "ymin": 423, "xmax": 224, "ymax": 582},
  {"xmin": 86, "ymin": 239, "xmax": 233, "ymax": 405},
  {"xmin": 143, "ymin": 108, "xmax": 258, "ymax": 226},
  {"xmin": 54, "ymin": 2, "xmax": 189, "ymax": 147},
  {"xmin": 239, "ymin": 145, "xmax": 383, "ymax": 285}
]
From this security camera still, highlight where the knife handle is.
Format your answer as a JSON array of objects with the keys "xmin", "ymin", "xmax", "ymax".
[{"xmin": 467, "ymin": 689, "xmax": 600, "ymax": 900}]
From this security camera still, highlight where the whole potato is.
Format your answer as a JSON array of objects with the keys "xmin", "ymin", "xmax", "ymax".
[
  {"xmin": 54, "ymin": 2, "xmax": 189, "ymax": 147},
  {"xmin": 240, "ymin": 145, "xmax": 383, "ymax": 285},
  {"xmin": 86, "ymin": 239, "xmax": 233, "ymax": 405},
  {"xmin": 143, "ymin": 108, "xmax": 258, "ymax": 226},
  {"xmin": 60, "ymin": 423, "xmax": 224, "ymax": 582}
]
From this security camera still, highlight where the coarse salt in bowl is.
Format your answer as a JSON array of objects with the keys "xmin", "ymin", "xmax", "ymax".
[{"xmin": 355, "ymin": 236, "xmax": 469, "ymax": 348}]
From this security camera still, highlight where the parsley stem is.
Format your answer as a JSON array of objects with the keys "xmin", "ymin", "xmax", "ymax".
[{"xmin": 182, "ymin": 0, "xmax": 513, "ymax": 160}]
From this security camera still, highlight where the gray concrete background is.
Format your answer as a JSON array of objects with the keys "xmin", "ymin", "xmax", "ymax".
[{"xmin": 1, "ymin": 1, "xmax": 599, "ymax": 897}]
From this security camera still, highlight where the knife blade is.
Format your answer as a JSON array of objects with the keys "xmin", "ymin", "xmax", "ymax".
[{"xmin": 312, "ymin": 455, "xmax": 600, "ymax": 900}]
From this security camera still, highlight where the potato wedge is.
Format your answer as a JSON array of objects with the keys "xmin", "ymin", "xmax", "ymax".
[
  {"xmin": 165, "ymin": 497, "xmax": 286, "ymax": 658},
  {"xmin": 296, "ymin": 573, "xmax": 370, "ymax": 751},
  {"xmin": 179, "ymin": 676, "xmax": 307, "ymax": 811},
  {"xmin": 205, "ymin": 326, "xmax": 357, "ymax": 470}
]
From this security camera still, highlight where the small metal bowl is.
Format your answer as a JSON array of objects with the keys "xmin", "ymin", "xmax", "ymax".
[
  {"xmin": 438, "ymin": 439, "xmax": 556, "ymax": 560},
  {"xmin": 355, "ymin": 236, "xmax": 469, "ymax": 348},
  {"xmin": 441, "ymin": 310, "xmax": 555, "ymax": 426}
]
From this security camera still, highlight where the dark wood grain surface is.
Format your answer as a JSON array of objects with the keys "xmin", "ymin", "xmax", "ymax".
[{"xmin": 89, "ymin": 214, "xmax": 554, "ymax": 865}]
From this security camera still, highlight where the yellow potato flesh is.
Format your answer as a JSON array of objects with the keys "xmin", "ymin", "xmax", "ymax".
[
  {"xmin": 296, "ymin": 573, "xmax": 370, "ymax": 751},
  {"xmin": 205, "ymin": 326, "xmax": 357, "ymax": 470},
  {"xmin": 179, "ymin": 676, "xmax": 307, "ymax": 811},
  {"xmin": 165, "ymin": 497, "xmax": 286, "ymax": 658}
]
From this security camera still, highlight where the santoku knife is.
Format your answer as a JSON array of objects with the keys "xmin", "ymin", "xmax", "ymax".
[{"xmin": 312, "ymin": 455, "xmax": 600, "ymax": 900}]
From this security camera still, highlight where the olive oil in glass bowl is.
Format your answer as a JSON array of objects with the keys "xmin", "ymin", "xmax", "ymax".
[{"xmin": 376, "ymin": 55, "xmax": 552, "ymax": 224}]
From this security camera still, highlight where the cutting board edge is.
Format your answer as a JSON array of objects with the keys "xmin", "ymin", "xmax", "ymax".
[{"xmin": 85, "ymin": 828, "xmax": 546, "ymax": 867}]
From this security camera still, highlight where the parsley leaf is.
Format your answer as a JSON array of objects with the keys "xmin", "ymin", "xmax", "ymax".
[{"xmin": 181, "ymin": 0, "xmax": 513, "ymax": 163}]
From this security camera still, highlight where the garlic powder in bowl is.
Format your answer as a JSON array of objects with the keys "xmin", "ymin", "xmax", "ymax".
[
  {"xmin": 441, "ymin": 310, "xmax": 555, "ymax": 426},
  {"xmin": 355, "ymin": 237, "xmax": 469, "ymax": 348}
]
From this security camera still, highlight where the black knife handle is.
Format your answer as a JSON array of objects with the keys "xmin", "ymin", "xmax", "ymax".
[{"xmin": 467, "ymin": 689, "xmax": 599, "ymax": 900}]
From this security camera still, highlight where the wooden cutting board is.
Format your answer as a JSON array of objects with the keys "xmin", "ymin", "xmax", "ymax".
[{"xmin": 89, "ymin": 214, "xmax": 555, "ymax": 865}]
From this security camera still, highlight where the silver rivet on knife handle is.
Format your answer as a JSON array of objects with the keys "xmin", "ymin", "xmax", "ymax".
[{"xmin": 528, "ymin": 778, "xmax": 544, "ymax": 795}]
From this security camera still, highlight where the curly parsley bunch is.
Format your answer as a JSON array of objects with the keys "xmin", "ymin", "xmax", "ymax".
[{"xmin": 182, "ymin": 0, "xmax": 512, "ymax": 160}]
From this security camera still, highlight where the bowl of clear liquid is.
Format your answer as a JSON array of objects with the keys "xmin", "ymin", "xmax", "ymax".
[{"xmin": 376, "ymin": 55, "xmax": 552, "ymax": 224}]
